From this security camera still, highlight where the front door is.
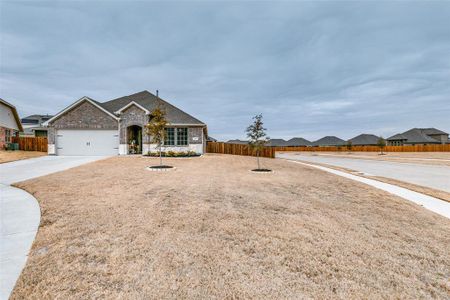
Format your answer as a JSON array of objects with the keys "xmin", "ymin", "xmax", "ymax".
[{"xmin": 127, "ymin": 126, "xmax": 142, "ymax": 154}]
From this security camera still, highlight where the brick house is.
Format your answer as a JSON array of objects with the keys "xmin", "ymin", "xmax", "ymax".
[
  {"xmin": 0, "ymin": 98, "xmax": 23, "ymax": 149},
  {"xmin": 387, "ymin": 128, "xmax": 449, "ymax": 146},
  {"xmin": 43, "ymin": 91, "xmax": 207, "ymax": 156}
]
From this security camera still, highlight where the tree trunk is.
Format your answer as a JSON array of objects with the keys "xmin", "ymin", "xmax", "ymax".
[
  {"xmin": 159, "ymin": 144, "xmax": 162, "ymax": 166},
  {"xmin": 257, "ymin": 150, "xmax": 260, "ymax": 170}
]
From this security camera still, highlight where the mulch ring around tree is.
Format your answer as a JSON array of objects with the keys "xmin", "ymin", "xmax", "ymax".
[
  {"xmin": 250, "ymin": 168, "xmax": 273, "ymax": 173},
  {"xmin": 146, "ymin": 165, "xmax": 176, "ymax": 172}
]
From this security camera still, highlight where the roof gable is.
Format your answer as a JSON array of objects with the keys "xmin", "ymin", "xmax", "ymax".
[
  {"xmin": 100, "ymin": 91, "xmax": 205, "ymax": 125},
  {"xmin": 43, "ymin": 97, "xmax": 118, "ymax": 126},
  {"xmin": 115, "ymin": 101, "xmax": 150, "ymax": 114}
]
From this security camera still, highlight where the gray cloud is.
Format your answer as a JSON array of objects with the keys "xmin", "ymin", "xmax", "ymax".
[{"xmin": 1, "ymin": 1, "xmax": 449, "ymax": 141}]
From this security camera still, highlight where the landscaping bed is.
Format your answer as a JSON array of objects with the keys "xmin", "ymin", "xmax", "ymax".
[
  {"xmin": 143, "ymin": 150, "xmax": 201, "ymax": 158},
  {"xmin": 11, "ymin": 154, "xmax": 450, "ymax": 299}
]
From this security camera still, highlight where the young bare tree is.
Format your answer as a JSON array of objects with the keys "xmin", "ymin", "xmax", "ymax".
[
  {"xmin": 146, "ymin": 107, "xmax": 168, "ymax": 166},
  {"xmin": 377, "ymin": 136, "xmax": 386, "ymax": 155},
  {"xmin": 246, "ymin": 114, "xmax": 269, "ymax": 170},
  {"xmin": 346, "ymin": 140, "xmax": 353, "ymax": 153}
]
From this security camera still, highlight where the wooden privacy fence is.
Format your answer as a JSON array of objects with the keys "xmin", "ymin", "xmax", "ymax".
[
  {"xmin": 12, "ymin": 137, "xmax": 48, "ymax": 152},
  {"xmin": 207, "ymin": 142, "xmax": 275, "ymax": 158},
  {"xmin": 274, "ymin": 144, "xmax": 450, "ymax": 152}
]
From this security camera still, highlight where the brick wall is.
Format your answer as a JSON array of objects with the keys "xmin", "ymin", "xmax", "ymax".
[
  {"xmin": 51, "ymin": 101, "xmax": 118, "ymax": 130},
  {"xmin": 0, "ymin": 127, "xmax": 6, "ymax": 149}
]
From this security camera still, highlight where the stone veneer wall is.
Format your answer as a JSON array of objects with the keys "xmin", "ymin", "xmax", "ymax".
[
  {"xmin": 118, "ymin": 105, "xmax": 149, "ymax": 144},
  {"xmin": 47, "ymin": 127, "xmax": 55, "ymax": 144},
  {"xmin": 188, "ymin": 127, "xmax": 203, "ymax": 144}
]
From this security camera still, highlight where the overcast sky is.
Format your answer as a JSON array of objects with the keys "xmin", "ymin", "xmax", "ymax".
[{"xmin": 1, "ymin": 1, "xmax": 449, "ymax": 141}]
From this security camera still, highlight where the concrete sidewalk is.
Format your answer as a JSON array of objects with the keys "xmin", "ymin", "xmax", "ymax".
[
  {"xmin": 0, "ymin": 155, "xmax": 109, "ymax": 299},
  {"xmin": 0, "ymin": 184, "xmax": 40, "ymax": 300},
  {"xmin": 277, "ymin": 153, "xmax": 450, "ymax": 193}
]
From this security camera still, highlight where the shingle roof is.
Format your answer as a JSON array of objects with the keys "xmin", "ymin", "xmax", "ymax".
[
  {"xmin": 312, "ymin": 136, "xmax": 346, "ymax": 146},
  {"xmin": 21, "ymin": 114, "xmax": 53, "ymax": 124},
  {"xmin": 387, "ymin": 128, "xmax": 440, "ymax": 144},
  {"xmin": 286, "ymin": 137, "xmax": 311, "ymax": 146},
  {"xmin": 267, "ymin": 139, "xmax": 288, "ymax": 147},
  {"xmin": 226, "ymin": 139, "xmax": 248, "ymax": 144},
  {"xmin": 387, "ymin": 133, "xmax": 408, "ymax": 140},
  {"xmin": 99, "ymin": 90, "xmax": 205, "ymax": 125},
  {"xmin": 419, "ymin": 128, "xmax": 448, "ymax": 135},
  {"xmin": 348, "ymin": 134, "xmax": 380, "ymax": 146},
  {"xmin": 22, "ymin": 114, "xmax": 53, "ymax": 120}
]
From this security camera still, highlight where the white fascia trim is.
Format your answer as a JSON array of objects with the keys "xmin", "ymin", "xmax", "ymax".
[
  {"xmin": 115, "ymin": 101, "xmax": 150, "ymax": 115},
  {"xmin": 42, "ymin": 96, "xmax": 119, "ymax": 126}
]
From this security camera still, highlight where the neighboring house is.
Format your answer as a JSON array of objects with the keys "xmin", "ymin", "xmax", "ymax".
[
  {"xmin": 286, "ymin": 137, "xmax": 311, "ymax": 147},
  {"xmin": 43, "ymin": 91, "xmax": 207, "ymax": 156},
  {"xmin": 226, "ymin": 139, "xmax": 248, "ymax": 144},
  {"xmin": 0, "ymin": 98, "xmax": 23, "ymax": 149},
  {"xmin": 21, "ymin": 114, "xmax": 53, "ymax": 137},
  {"xmin": 267, "ymin": 139, "xmax": 288, "ymax": 147},
  {"xmin": 312, "ymin": 136, "xmax": 346, "ymax": 147},
  {"xmin": 347, "ymin": 134, "xmax": 380, "ymax": 146},
  {"xmin": 387, "ymin": 128, "xmax": 449, "ymax": 146},
  {"xmin": 207, "ymin": 136, "xmax": 217, "ymax": 142}
]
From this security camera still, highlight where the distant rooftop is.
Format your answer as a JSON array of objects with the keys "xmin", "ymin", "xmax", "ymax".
[
  {"xmin": 348, "ymin": 134, "xmax": 380, "ymax": 146},
  {"xmin": 387, "ymin": 128, "xmax": 447, "ymax": 144},
  {"xmin": 286, "ymin": 137, "xmax": 311, "ymax": 146},
  {"xmin": 312, "ymin": 136, "xmax": 346, "ymax": 146}
]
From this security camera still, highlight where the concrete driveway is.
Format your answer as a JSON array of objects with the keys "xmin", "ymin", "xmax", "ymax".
[
  {"xmin": 0, "ymin": 155, "xmax": 109, "ymax": 300},
  {"xmin": 277, "ymin": 153, "xmax": 450, "ymax": 193}
]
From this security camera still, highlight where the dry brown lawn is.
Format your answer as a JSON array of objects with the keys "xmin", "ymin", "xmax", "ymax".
[
  {"xmin": 11, "ymin": 155, "xmax": 450, "ymax": 299},
  {"xmin": 0, "ymin": 150, "xmax": 46, "ymax": 164}
]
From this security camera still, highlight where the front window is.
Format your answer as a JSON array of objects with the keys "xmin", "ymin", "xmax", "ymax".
[
  {"xmin": 5, "ymin": 129, "xmax": 11, "ymax": 143},
  {"xmin": 177, "ymin": 128, "xmax": 188, "ymax": 146},
  {"xmin": 164, "ymin": 128, "xmax": 175, "ymax": 145},
  {"xmin": 164, "ymin": 127, "xmax": 188, "ymax": 146}
]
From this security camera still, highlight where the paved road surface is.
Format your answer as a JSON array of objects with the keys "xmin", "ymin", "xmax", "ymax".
[
  {"xmin": 277, "ymin": 153, "xmax": 450, "ymax": 193},
  {"xmin": 0, "ymin": 156, "xmax": 108, "ymax": 300}
]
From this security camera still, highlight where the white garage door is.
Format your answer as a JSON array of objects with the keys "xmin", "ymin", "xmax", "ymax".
[{"xmin": 56, "ymin": 130, "xmax": 119, "ymax": 156}]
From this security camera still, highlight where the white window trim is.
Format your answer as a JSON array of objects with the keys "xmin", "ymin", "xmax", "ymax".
[
  {"xmin": 114, "ymin": 101, "xmax": 150, "ymax": 115},
  {"xmin": 164, "ymin": 127, "xmax": 189, "ymax": 146},
  {"xmin": 176, "ymin": 127, "xmax": 188, "ymax": 146}
]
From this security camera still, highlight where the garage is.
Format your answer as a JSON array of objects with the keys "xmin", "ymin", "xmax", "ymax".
[{"xmin": 56, "ymin": 129, "xmax": 119, "ymax": 156}]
